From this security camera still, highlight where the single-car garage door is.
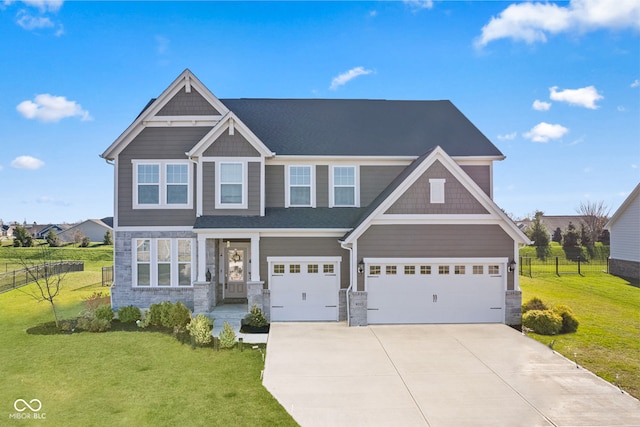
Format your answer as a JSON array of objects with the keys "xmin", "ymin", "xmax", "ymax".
[
  {"xmin": 268, "ymin": 257, "xmax": 341, "ymax": 321},
  {"xmin": 365, "ymin": 258, "xmax": 507, "ymax": 324}
]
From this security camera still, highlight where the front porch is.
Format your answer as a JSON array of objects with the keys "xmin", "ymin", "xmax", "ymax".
[{"xmin": 209, "ymin": 303, "xmax": 268, "ymax": 344}]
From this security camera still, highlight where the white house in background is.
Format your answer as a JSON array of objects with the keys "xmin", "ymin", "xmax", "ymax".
[
  {"xmin": 606, "ymin": 184, "xmax": 640, "ymax": 280},
  {"xmin": 58, "ymin": 219, "xmax": 113, "ymax": 243}
]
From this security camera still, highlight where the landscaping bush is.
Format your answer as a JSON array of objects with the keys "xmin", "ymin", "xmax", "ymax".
[
  {"xmin": 95, "ymin": 304, "xmax": 114, "ymax": 322},
  {"xmin": 84, "ymin": 292, "xmax": 110, "ymax": 311},
  {"xmin": 187, "ymin": 314, "xmax": 213, "ymax": 346},
  {"xmin": 243, "ymin": 304, "xmax": 268, "ymax": 328},
  {"xmin": 146, "ymin": 301, "xmax": 192, "ymax": 333},
  {"xmin": 522, "ymin": 309, "xmax": 562, "ymax": 335},
  {"xmin": 77, "ymin": 317, "xmax": 111, "ymax": 332},
  {"xmin": 522, "ymin": 297, "xmax": 548, "ymax": 313},
  {"xmin": 553, "ymin": 304, "xmax": 579, "ymax": 333},
  {"xmin": 118, "ymin": 305, "xmax": 142, "ymax": 324},
  {"xmin": 218, "ymin": 321, "xmax": 236, "ymax": 349}
]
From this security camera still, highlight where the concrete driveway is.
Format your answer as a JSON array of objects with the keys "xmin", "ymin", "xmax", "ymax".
[{"xmin": 263, "ymin": 323, "xmax": 640, "ymax": 427}]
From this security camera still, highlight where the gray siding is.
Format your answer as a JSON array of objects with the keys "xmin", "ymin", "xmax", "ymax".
[
  {"xmin": 118, "ymin": 127, "xmax": 210, "ymax": 227},
  {"xmin": 260, "ymin": 237, "xmax": 350, "ymax": 289},
  {"xmin": 386, "ymin": 160, "xmax": 488, "ymax": 215},
  {"xmin": 265, "ymin": 165, "xmax": 285, "ymax": 207},
  {"xmin": 316, "ymin": 165, "xmax": 329, "ymax": 207},
  {"xmin": 461, "ymin": 165, "xmax": 491, "ymax": 197},
  {"xmin": 360, "ymin": 165, "xmax": 406, "ymax": 206},
  {"xmin": 356, "ymin": 224, "xmax": 514, "ymax": 291},
  {"xmin": 157, "ymin": 87, "xmax": 221, "ymax": 116},
  {"xmin": 203, "ymin": 132, "xmax": 260, "ymax": 157},
  {"xmin": 202, "ymin": 161, "xmax": 261, "ymax": 216}
]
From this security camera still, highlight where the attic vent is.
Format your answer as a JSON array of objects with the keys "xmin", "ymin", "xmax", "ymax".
[{"xmin": 429, "ymin": 179, "xmax": 445, "ymax": 204}]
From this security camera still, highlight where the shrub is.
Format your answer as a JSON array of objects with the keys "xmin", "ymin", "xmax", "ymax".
[
  {"xmin": 84, "ymin": 292, "xmax": 110, "ymax": 311},
  {"xmin": 147, "ymin": 301, "xmax": 192, "ymax": 333},
  {"xmin": 243, "ymin": 304, "xmax": 268, "ymax": 328},
  {"xmin": 218, "ymin": 321, "xmax": 236, "ymax": 349},
  {"xmin": 553, "ymin": 304, "xmax": 579, "ymax": 333},
  {"xmin": 80, "ymin": 237, "xmax": 91, "ymax": 247},
  {"xmin": 187, "ymin": 314, "xmax": 213, "ymax": 346},
  {"xmin": 118, "ymin": 305, "xmax": 142, "ymax": 323},
  {"xmin": 522, "ymin": 297, "xmax": 548, "ymax": 313},
  {"xmin": 77, "ymin": 317, "xmax": 111, "ymax": 332},
  {"xmin": 522, "ymin": 309, "xmax": 562, "ymax": 335},
  {"xmin": 103, "ymin": 230, "xmax": 113, "ymax": 245},
  {"xmin": 95, "ymin": 304, "xmax": 114, "ymax": 322}
]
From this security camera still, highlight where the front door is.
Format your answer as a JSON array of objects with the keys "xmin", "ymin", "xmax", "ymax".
[{"xmin": 225, "ymin": 245, "xmax": 248, "ymax": 299}]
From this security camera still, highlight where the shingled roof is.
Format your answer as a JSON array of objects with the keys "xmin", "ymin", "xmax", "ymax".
[{"xmin": 220, "ymin": 98, "xmax": 503, "ymax": 158}]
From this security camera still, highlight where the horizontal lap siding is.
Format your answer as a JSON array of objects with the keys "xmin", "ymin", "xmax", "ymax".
[
  {"xmin": 316, "ymin": 165, "xmax": 329, "ymax": 207},
  {"xmin": 118, "ymin": 127, "xmax": 210, "ymax": 227},
  {"xmin": 157, "ymin": 87, "xmax": 221, "ymax": 116},
  {"xmin": 357, "ymin": 224, "xmax": 514, "ymax": 290},
  {"xmin": 203, "ymin": 132, "xmax": 261, "ymax": 157},
  {"xmin": 202, "ymin": 162, "xmax": 261, "ymax": 216},
  {"xmin": 360, "ymin": 166, "xmax": 406, "ymax": 206},
  {"xmin": 610, "ymin": 195, "xmax": 640, "ymax": 262},
  {"xmin": 260, "ymin": 237, "xmax": 350, "ymax": 289},
  {"xmin": 460, "ymin": 165, "xmax": 491, "ymax": 197},
  {"xmin": 265, "ymin": 165, "xmax": 285, "ymax": 207}
]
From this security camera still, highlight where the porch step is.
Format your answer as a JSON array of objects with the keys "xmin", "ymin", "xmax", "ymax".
[
  {"xmin": 222, "ymin": 298, "xmax": 248, "ymax": 305},
  {"xmin": 208, "ymin": 303, "xmax": 267, "ymax": 344}
]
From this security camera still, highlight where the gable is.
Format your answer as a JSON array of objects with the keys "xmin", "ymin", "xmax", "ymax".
[
  {"xmin": 386, "ymin": 160, "xmax": 488, "ymax": 215},
  {"xmin": 157, "ymin": 87, "xmax": 222, "ymax": 116},
  {"xmin": 203, "ymin": 131, "xmax": 261, "ymax": 157}
]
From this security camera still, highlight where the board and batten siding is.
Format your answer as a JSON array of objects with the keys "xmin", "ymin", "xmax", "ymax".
[
  {"xmin": 118, "ymin": 127, "xmax": 210, "ymax": 227},
  {"xmin": 259, "ymin": 237, "xmax": 350, "ymax": 289},
  {"xmin": 201, "ymin": 161, "xmax": 261, "ymax": 216},
  {"xmin": 156, "ymin": 87, "xmax": 222, "ymax": 116},
  {"xmin": 610, "ymin": 193, "xmax": 640, "ymax": 262},
  {"xmin": 356, "ymin": 224, "xmax": 515, "ymax": 291}
]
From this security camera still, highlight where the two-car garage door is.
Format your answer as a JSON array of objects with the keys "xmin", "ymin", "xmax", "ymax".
[
  {"xmin": 366, "ymin": 258, "xmax": 507, "ymax": 324},
  {"xmin": 268, "ymin": 257, "xmax": 341, "ymax": 321}
]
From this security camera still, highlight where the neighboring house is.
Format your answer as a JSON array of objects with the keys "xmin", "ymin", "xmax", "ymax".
[
  {"xmin": 1, "ymin": 224, "xmax": 14, "ymax": 238},
  {"xmin": 101, "ymin": 69, "xmax": 530, "ymax": 326},
  {"xmin": 605, "ymin": 184, "xmax": 640, "ymax": 280},
  {"xmin": 28, "ymin": 223, "xmax": 69, "ymax": 239},
  {"xmin": 518, "ymin": 215, "xmax": 586, "ymax": 242},
  {"xmin": 57, "ymin": 219, "xmax": 113, "ymax": 243}
]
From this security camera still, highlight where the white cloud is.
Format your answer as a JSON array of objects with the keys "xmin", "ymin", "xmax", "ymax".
[
  {"xmin": 17, "ymin": 94, "xmax": 92, "ymax": 122},
  {"xmin": 617, "ymin": 105, "xmax": 626, "ymax": 112},
  {"xmin": 631, "ymin": 80, "xmax": 640, "ymax": 88},
  {"xmin": 475, "ymin": 0, "xmax": 640, "ymax": 47},
  {"xmin": 0, "ymin": 165, "xmax": 4, "ymax": 171},
  {"xmin": 549, "ymin": 85, "xmax": 603, "ymax": 109},
  {"xmin": 632, "ymin": 164, "xmax": 638, "ymax": 169},
  {"xmin": 36, "ymin": 195, "xmax": 70, "ymax": 206},
  {"xmin": 497, "ymin": 132, "xmax": 517, "ymax": 141},
  {"xmin": 16, "ymin": 11, "xmax": 53, "ymax": 29},
  {"xmin": 329, "ymin": 66, "xmax": 373, "ymax": 91},
  {"xmin": 11, "ymin": 155, "xmax": 45, "ymax": 170},
  {"xmin": 21, "ymin": 0, "xmax": 64, "ymax": 13},
  {"xmin": 523, "ymin": 122, "xmax": 569, "ymax": 143},
  {"xmin": 404, "ymin": 0, "xmax": 433, "ymax": 11},
  {"xmin": 532, "ymin": 99, "xmax": 552, "ymax": 111}
]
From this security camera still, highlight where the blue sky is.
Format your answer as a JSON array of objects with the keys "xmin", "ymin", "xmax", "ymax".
[{"xmin": 1, "ymin": 0, "xmax": 638, "ymax": 224}]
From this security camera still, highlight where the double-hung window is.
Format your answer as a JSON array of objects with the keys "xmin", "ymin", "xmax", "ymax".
[
  {"xmin": 218, "ymin": 162, "xmax": 245, "ymax": 208},
  {"xmin": 134, "ymin": 161, "xmax": 191, "ymax": 208},
  {"xmin": 331, "ymin": 166, "xmax": 358, "ymax": 207},
  {"xmin": 133, "ymin": 238, "xmax": 194, "ymax": 287},
  {"xmin": 287, "ymin": 165, "xmax": 312, "ymax": 207}
]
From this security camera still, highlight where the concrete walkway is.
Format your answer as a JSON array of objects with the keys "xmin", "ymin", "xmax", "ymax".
[
  {"xmin": 263, "ymin": 323, "xmax": 640, "ymax": 427},
  {"xmin": 208, "ymin": 304, "xmax": 268, "ymax": 344}
]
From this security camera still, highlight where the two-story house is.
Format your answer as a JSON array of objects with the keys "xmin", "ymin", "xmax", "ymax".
[{"xmin": 101, "ymin": 69, "xmax": 530, "ymax": 326}]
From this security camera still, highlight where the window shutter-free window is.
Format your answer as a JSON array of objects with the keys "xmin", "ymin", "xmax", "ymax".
[
  {"xmin": 220, "ymin": 163, "xmax": 243, "ymax": 204},
  {"xmin": 333, "ymin": 166, "xmax": 356, "ymax": 206},
  {"xmin": 166, "ymin": 164, "xmax": 188, "ymax": 204},
  {"xmin": 289, "ymin": 166, "xmax": 311, "ymax": 206},
  {"xmin": 137, "ymin": 164, "xmax": 160, "ymax": 205}
]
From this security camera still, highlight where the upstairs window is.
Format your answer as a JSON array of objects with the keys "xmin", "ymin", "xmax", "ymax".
[
  {"xmin": 331, "ymin": 166, "xmax": 358, "ymax": 207},
  {"xmin": 217, "ymin": 162, "xmax": 246, "ymax": 208},
  {"xmin": 288, "ymin": 166, "xmax": 312, "ymax": 206},
  {"xmin": 429, "ymin": 179, "xmax": 446, "ymax": 204},
  {"xmin": 134, "ymin": 161, "xmax": 191, "ymax": 209}
]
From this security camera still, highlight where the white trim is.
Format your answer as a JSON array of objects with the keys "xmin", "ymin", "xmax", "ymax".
[
  {"xmin": 363, "ymin": 257, "xmax": 508, "ymax": 265},
  {"xmin": 142, "ymin": 115, "xmax": 223, "ymax": 127},
  {"xmin": 216, "ymin": 161, "xmax": 248, "ymax": 209},
  {"xmin": 267, "ymin": 157, "xmax": 415, "ymax": 166},
  {"xmin": 202, "ymin": 156, "xmax": 262, "ymax": 163},
  {"xmin": 285, "ymin": 165, "xmax": 315, "ymax": 208},
  {"xmin": 115, "ymin": 226, "xmax": 194, "ymax": 232},
  {"xmin": 131, "ymin": 160, "xmax": 193, "ymax": 209},
  {"xmin": 260, "ymin": 161, "xmax": 266, "ymax": 216},
  {"xmin": 329, "ymin": 165, "xmax": 360, "ymax": 208},
  {"xmin": 113, "ymin": 158, "xmax": 119, "ymax": 229},
  {"xmin": 132, "ymin": 237, "xmax": 195, "ymax": 288},
  {"xmin": 268, "ymin": 256, "xmax": 342, "ymax": 263},
  {"xmin": 193, "ymin": 229, "xmax": 348, "ymax": 238},
  {"xmin": 429, "ymin": 178, "xmax": 445, "ymax": 204}
]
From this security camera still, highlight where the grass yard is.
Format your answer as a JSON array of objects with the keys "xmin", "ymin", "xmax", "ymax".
[
  {"xmin": 0, "ymin": 252, "xmax": 297, "ymax": 426},
  {"xmin": 520, "ymin": 272, "xmax": 640, "ymax": 399}
]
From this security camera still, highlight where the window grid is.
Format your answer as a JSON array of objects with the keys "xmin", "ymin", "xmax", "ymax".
[
  {"xmin": 420, "ymin": 265, "xmax": 432, "ymax": 275},
  {"xmin": 220, "ymin": 163, "xmax": 244, "ymax": 205},
  {"xmin": 489, "ymin": 265, "xmax": 500, "ymax": 275},
  {"xmin": 439, "ymin": 265, "xmax": 450, "ymax": 275},
  {"xmin": 290, "ymin": 264, "xmax": 301, "ymax": 274},
  {"xmin": 323, "ymin": 264, "xmax": 334, "ymax": 274},
  {"xmin": 473, "ymin": 265, "xmax": 484, "ymax": 275},
  {"xmin": 273, "ymin": 264, "xmax": 285, "ymax": 274},
  {"xmin": 404, "ymin": 265, "xmax": 416, "ymax": 275},
  {"xmin": 289, "ymin": 166, "xmax": 312, "ymax": 206},
  {"xmin": 333, "ymin": 166, "xmax": 356, "ymax": 206},
  {"xmin": 308, "ymin": 264, "xmax": 319, "ymax": 273},
  {"xmin": 134, "ymin": 238, "xmax": 193, "ymax": 287},
  {"xmin": 386, "ymin": 265, "xmax": 397, "ymax": 275},
  {"xmin": 369, "ymin": 265, "xmax": 381, "ymax": 275},
  {"xmin": 455, "ymin": 265, "xmax": 466, "ymax": 275}
]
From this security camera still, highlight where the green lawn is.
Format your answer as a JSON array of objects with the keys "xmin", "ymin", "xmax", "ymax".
[
  {"xmin": 520, "ymin": 272, "xmax": 640, "ymax": 399},
  {"xmin": 0, "ymin": 250, "xmax": 297, "ymax": 426}
]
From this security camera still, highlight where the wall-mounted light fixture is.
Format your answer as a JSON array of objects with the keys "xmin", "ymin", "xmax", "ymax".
[
  {"xmin": 508, "ymin": 259, "xmax": 517, "ymax": 273},
  {"xmin": 357, "ymin": 260, "xmax": 364, "ymax": 275}
]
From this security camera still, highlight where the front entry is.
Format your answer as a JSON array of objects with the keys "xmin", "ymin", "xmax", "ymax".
[{"xmin": 225, "ymin": 244, "xmax": 248, "ymax": 299}]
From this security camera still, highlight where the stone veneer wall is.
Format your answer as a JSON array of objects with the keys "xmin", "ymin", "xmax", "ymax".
[
  {"xmin": 349, "ymin": 291, "xmax": 368, "ymax": 326},
  {"xmin": 338, "ymin": 289, "xmax": 347, "ymax": 321},
  {"xmin": 111, "ymin": 230, "xmax": 197, "ymax": 311},
  {"xmin": 505, "ymin": 290, "xmax": 522, "ymax": 326},
  {"xmin": 609, "ymin": 258, "xmax": 640, "ymax": 281}
]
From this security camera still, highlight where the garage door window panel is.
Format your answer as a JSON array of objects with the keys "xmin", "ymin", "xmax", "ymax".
[
  {"xmin": 473, "ymin": 265, "xmax": 484, "ymax": 275},
  {"xmin": 386, "ymin": 265, "xmax": 397, "ymax": 275},
  {"xmin": 369, "ymin": 265, "xmax": 380, "ymax": 276},
  {"xmin": 323, "ymin": 264, "xmax": 335, "ymax": 274},
  {"xmin": 420, "ymin": 265, "xmax": 432, "ymax": 275},
  {"xmin": 455, "ymin": 265, "xmax": 466, "ymax": 275},
  {"xmin": 439, "ymin": 265, "xmax": 450, "ymax": 275},
  {"xmin": 404, "ymin": 266, "xmax": 416, "ymax": 275},
  {"xmin": 489, "ymin": 265, "xmax": 501, "ymax": 275},
  {"xmin": 308, "ymin": 264, "xmax": 318, "ymax": 273},
  {"xmin": 290, "ymin": 264, "xmax": 301, "ymax": 273}
]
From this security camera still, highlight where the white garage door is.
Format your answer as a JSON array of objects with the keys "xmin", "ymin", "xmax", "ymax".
[
  {"xmin": 366, "ymin": 258, "xmax": 507, "ymax": 324},
  {"xmin": 268, "ymin": 257, "xmax": 341, "ymax": 321}
]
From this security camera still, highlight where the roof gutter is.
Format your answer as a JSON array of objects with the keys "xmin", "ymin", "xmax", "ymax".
[{"xmin": 340, "ymin": 241, "xmax": 354, "ymax": 327}]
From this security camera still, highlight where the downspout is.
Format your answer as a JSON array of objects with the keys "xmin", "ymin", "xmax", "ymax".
[{"xmin": 340, "ymin": 241, "xmax": 354, "ymax": 327}]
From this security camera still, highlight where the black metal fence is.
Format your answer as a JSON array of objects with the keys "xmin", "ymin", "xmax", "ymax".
[
  {"xmin": 0, "ymin": 261, "xmax": 84, "ymax": 294},
  {"xmin": 519, "ymin": 256, "xmax": 608, "ymax": 277},
  {"xmin": 102, "ymin": 266, "xmax": 113, "ymax": 287}
]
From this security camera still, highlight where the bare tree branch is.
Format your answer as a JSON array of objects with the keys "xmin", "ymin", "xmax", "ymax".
[{"xmin": 576, "ymin": 200, "xmax": 610, "ymax": 245}]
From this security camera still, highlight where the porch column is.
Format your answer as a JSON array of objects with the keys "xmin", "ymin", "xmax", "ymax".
[
  {"xmin": 250, "ymin": 234, "xmax": 260, "ymax": 281},
  {"xmin": 197, "ymin": 234, "xmax": 207, "ymax": 282}
]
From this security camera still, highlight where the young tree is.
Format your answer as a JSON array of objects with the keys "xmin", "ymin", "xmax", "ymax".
[
  {"xmin": 103, "ymin": 230, "xmax": 113, "ymax": 245},
  {"xmin": 562, "ymin": 222, "xmax": 580, "ymax": 248},
  {"xmin": 73, "ymin": 230, "xmax": 85, "ymax": 246},
  {"xmin": 552, "ymin": 227, "xmax": 563, "ymax": 244},
  {"xmin": 19, "ymin": 246, "xmax": 68, "ymax": 328},
  {"xmin": 13, "ymin": 225, "xmax": 33, "ymax": 247},
  {"xmin": 46, "ymin": 229, "xmax": 61, "ymax": 247},
  {"xmin": 526, "ymin": 211, "xmax": 550, "ymax": 260},
  {"xmin": 577, "ymin": 200, "xmax": 610, "ymax": 245}
]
